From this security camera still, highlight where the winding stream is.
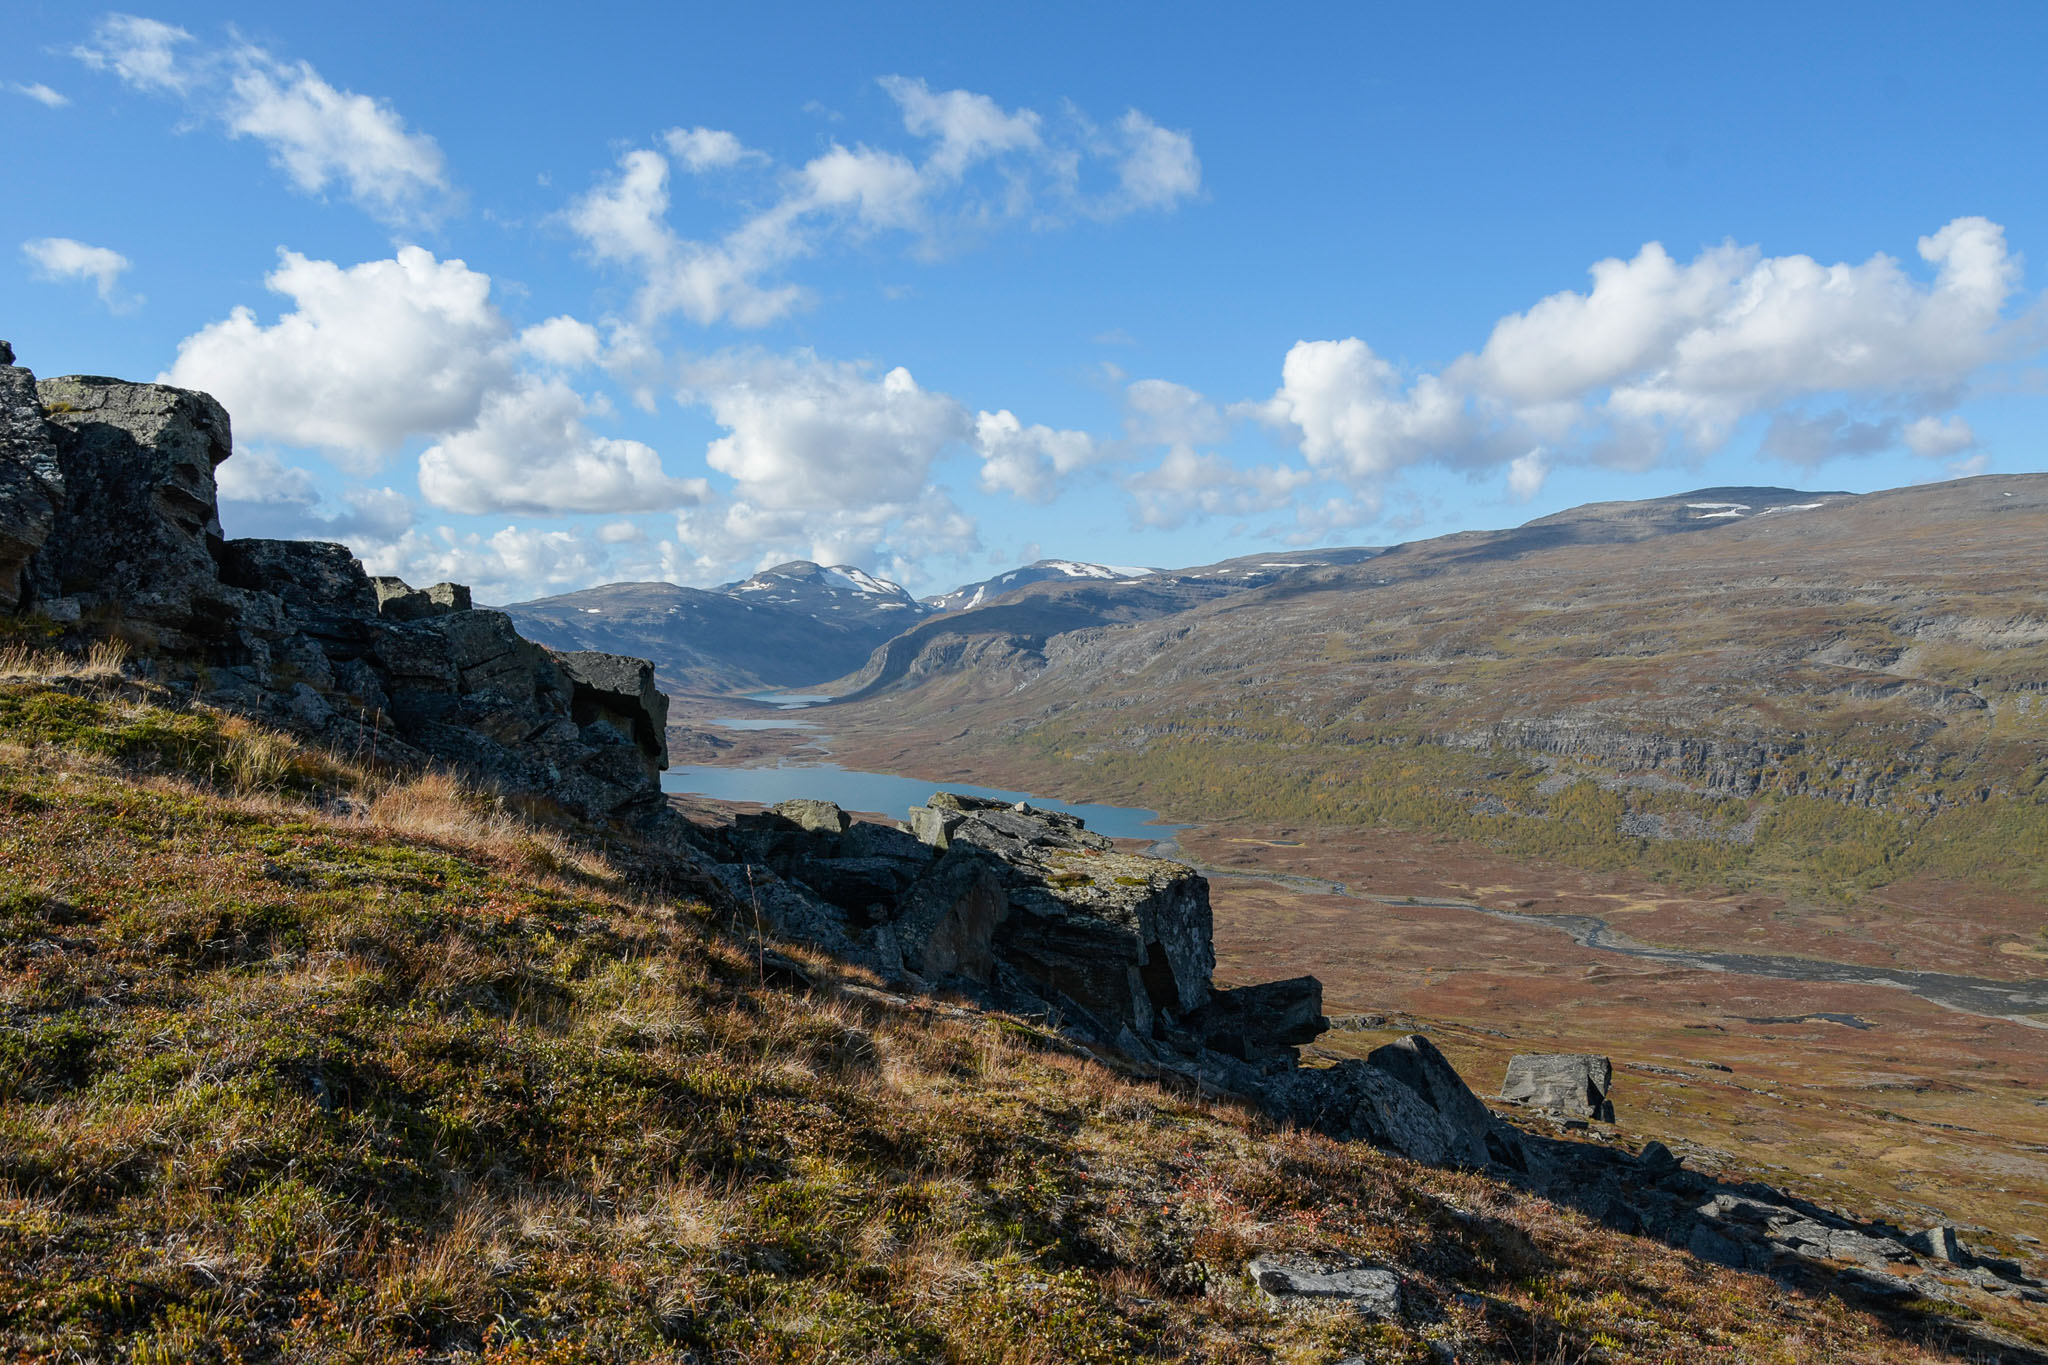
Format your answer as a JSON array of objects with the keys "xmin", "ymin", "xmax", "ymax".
[{"xmin": 1189, "ymin": 865, "xmax": 2048, "ymax": 1028}]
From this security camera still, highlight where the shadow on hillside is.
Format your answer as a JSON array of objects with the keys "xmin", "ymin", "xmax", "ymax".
[{"xmin": 1505, "ymin": 1125, "xmax": 2048, "ymax": 1364}]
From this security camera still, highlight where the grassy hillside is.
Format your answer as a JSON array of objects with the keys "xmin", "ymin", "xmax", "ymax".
[{"xmin": 0, "ymin": 662, "xmax": 2023, "ymax": 1361}]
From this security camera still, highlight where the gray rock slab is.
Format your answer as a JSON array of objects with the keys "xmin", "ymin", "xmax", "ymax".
[
  {"xmin": 1502, "ymin": 1052, "xmax": 1615, "ymax": 1120},
  {"xmin": 1247, "ymin": 1255, "xmax": 1402, "ymax": 1320}
]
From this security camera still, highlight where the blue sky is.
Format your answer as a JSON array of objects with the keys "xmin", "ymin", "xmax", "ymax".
[{"xmin": 6, "ymin": 2, "xmax": 2046, "ymax": 600}]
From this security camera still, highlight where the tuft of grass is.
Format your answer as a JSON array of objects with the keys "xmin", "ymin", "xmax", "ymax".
[{"xmin": 0, "ymin": 636, "xmax": 129, "ymax": 681}]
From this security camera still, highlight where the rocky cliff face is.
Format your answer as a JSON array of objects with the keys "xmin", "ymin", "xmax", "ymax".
[{"xmin": 0, "ymin": 346, "xmax": 669, "ymax": 826}]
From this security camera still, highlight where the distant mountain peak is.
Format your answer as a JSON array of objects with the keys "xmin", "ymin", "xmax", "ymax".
[
  {"xmin": 719, "ymin": 560, "xmax": 924, "ymax": 611},
  {"xmin": 926, "ymin": 559, "xmax": 1159, "ymax": 613}
]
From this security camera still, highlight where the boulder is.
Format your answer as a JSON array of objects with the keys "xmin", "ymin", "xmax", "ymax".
[
  {"xmin": 1246, "ymin": 1255, "xmax": 1402, "ymax": 1320},
  {"xmin": 372, "ymin": 576, "xmax": 471, "ymax": 620},
  {"xmin": 908, "ymin": 803, "xmax": 964, "ymax": 848},
  {"xmin": 949, "ymin": 801, "xmax": 1114, "ymax": 860},
  {"xmin": 773, "ymin": 798, "xmax": 851, "ymax": 835},
  {"xmin": 1502, "ymin": 1052, "xmax": 1615, "ymax": 1121},
  {"xmin": 1637, "ymin": 1139, "xmax": 1682, "ymax": 1179},
  {"xmin": 1368, "ymin": 1034, "xmax": 1526, "ymax": 1169},
  {"xmin": 1273, "ymin": 1057, "xmax": 1476, "ymax": 1166},
  {"xmin": 1269, "ymin": 1037, "xmax": 1519, "ymax": 1170},
  {"xmin": 997, "ymin": 851, "xmax": 1213, "ymax": 1036},
  {"xmin": 1192, "ymin": 977, "xmax": 1326, "ymax": 1061},
  {"xmin": 555, "ymin": 649, "xmax": 669, "ymax": 772},
  {"xmin": 33, "ymin": 375, "xmax": 241, "ymax": 643},
  {"xmin": 1908, "ymin": 1225, "xmax": 1965, "ymax": 1264}
]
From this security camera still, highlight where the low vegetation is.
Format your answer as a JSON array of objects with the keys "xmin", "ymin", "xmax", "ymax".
[
  {"xmin": 0, "ymin": 673, "xmax": 2021, "ymax": 1361},
  {"xmin": 1009, "ymin": 713, "xmax": 2048, "ymax": 904}
]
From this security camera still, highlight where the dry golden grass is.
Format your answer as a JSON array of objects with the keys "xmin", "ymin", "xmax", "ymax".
[{"xmin": 0, "ymin": 636, "xmax": 129, "ymax": 681}]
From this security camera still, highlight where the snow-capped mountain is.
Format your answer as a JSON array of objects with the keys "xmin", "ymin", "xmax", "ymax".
[
  {"xmin": 720, "ymin": 561, "xmax": 929, "ymax": 622},
  {"xmin": 924, "ymin": 559, "xmax": 1158, "ymax": 613},
  {"xmin": 504, "ymin": 562, "xmax": 932, "ymax": 695}
]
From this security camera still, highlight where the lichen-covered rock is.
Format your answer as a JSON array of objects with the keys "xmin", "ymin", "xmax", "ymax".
[
  {"xmin": 34, "ymin": 375, "xmax": 241, "ymax": 645},
  {"xmin": 773, "ymin": 799, "xmax": 852, "ymax": 835},
  {"xmin": 907, "ymin": 803, "xmax": 964, "ymax": 848},
  {"xmin": 996, "ymin": 848, "xmax": 1213, "ymax": 1035},
  {"xmin": 1246, "ymin": 1255, "xmax": 1403, "ymax": 1320},
  {"xmin": 0, "ymin": 363, "xmax": 60, "ymax": 611}
]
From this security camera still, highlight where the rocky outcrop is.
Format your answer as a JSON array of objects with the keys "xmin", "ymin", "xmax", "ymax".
[
  {"xmin": 1190, "ymin": 977, "xmax": 1325, "ymax": 1062},
  {"xmin": 31, "ymin": 375, "xmax": 242, "ymax": 649},
  {"xmin": 0, "ymin": 346, "xmax": 669, "ymax": 826},
  {"xmin": 1267, "ymin": 1034, "xmax": 1529, "ymax": 1171},
  {"xmin": 0, "ymin": 365, "xmax": 59, "ymax": 612},
  {"xmin": 697, "ymin": 790, "xmax": 1528, "ymax": 1170}
]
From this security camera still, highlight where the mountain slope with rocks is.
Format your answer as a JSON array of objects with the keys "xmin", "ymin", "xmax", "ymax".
[{"xmin": 816, "ymin": 477, "xmax": 2048, "ymax": 902}]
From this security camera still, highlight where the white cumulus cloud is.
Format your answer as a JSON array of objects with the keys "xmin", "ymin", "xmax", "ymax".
[
  {"xmin": 666, "ymin": 349, "xmax": 984, "ymax": 582},
  {"xmin": 418, "ymin": 377, "xmax": 706, "ymax": 516},
  {"xmin": 663, "ymin": 126, "xmax": 757, "ymax": 172},
  {"xmin": 568, "ymin": 77, "xmax": 1200, "ymax": 329},
  {"xmin": 1250, "ymin": 217, "xmax": 2035, "ymax": 491},
  {"xmin": 1507, "ymin": 449, "xmax": 1549, "ymax": 501},
  {"xmin": 683, "ymin": 350, "xmax": 970, "ymax": 509},
  {"xmin": 163, "ymin": 247, "xmax": 511, "ymax": 468},
  {"xmin": 21, "ymin": 236, "xmax": 141, "ymax": 312},
  {"xmin": 973, "ymin": 409, "xmax": 1097, "ymax": 503},
  {"xmin": 1102, "ymin": 110, "xmax": 1202, "ymax": 215},
  {"xmin": 518, "ymin": 315, "xmax": 604, "ymax": 370},
  {"xmin": 71, "ymin": 14, "xmax": 450, "ymax": 226},
  {"xmin": 222, "ymin": 53, "xmax": 449, "ymax": 226},
  {"xmin": 1124, "ymin": 448, "xmax": 1310, "ymax": 530},
  {"xmin": 1903, "ymin": 413, "xmax": 1977, "ymax": 458}
]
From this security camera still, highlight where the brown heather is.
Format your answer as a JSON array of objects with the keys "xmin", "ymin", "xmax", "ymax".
[{"xmin": 0, "ymin": 676, "xmax": 2023, "ymax": 1362}]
